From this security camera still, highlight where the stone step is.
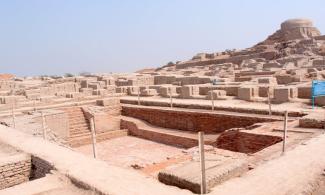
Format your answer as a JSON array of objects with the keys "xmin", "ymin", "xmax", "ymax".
[
  {"xmin": 69, "ymin": 120, "xmax": 89, "ymax": 125},
  {"xmin": 70, "ymin": 124, "xmax": 89, "ymax": 128},
  {"xmin": 68, "ymin": 114, "xmax": 86, "ymax": 119},
  {"xmin": 70, "ymin": 125, "xmax": 89, "ymax": 128},
  {"xmin": 69, "ymin": 128, "xmax": 90, "ymax": 132},
  {"xmin": 64, "ymin": 107, "xmax": 82, "ymax": 111},
  {"xmin": 66, "ymin": 110, "xmax": 84, "ymax": 113},
  {"xmin": 69, "ymin": 115, "xmax": 88, "ymax": 118},
  {"xmin": 68, "ymin": 115, "xmax": 85, "ymax": 118},
  {"xmin": 69, "ymin": 132, "xmax": 92, "ymax": 138},
  {"xmin": 70, "ymin": 118, "xmax": 88, "ymax": 122},
  {"xmin": 70, "ymin": 124, "xmax": 90, "ymax": 128},
  {"xmin": 65, "ymin": 110, "xmax": 84, "ymax": 114},
  {"xmin": 69, "ymin": 116, "xmax": 85, "ymax": 119},
  {"xmin": 70, "ymin": 123, "xmax": 90, "ymax": 128},
  {"xmin": 69, "ymin": 118, "xmax": 89, "ymax": 122},
  {"xmin": 68, "ymin": 130, "xmax": 128, "ymax": 147},
  {"xmin": 63, "ymin": 107, "xmax": 93, "ymax": 137},
  {"xmin": 70, "ymin": 128, "xmax": 90, "ymax": 132},
  {"xmin": 65, "ymin": 109, "xmax": 83, "ymax": 112},
  {"xmin": 68, "ymin": 117, "xmax": 85, "ymax": 120},
  {"xmin": 66, "ymin": 112, "xmax": 84, "ymax": 115},
  {"xmin": 70, "ymin": 126, "xmax": 90, "ymax": 131},
  {"xmin": 120, "ymin": 116, "xmax": 219, "ymax": 149},
  {"xmin": 69, "ymin": 128, "xmax": 90, "ymax": 134},
  {"xmin": 70, "ymin": 126, "xmax": 88, "ymax": 129}
]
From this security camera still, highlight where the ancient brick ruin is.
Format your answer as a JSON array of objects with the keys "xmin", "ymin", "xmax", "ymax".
[{"xmin": 0, "ymin": 18, "xmax": 325, "ymax": 194}]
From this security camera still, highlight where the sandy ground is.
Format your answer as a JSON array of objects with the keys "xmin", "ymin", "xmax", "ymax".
[
  {"xmin": 75, "ymin": 136, "xmax": 187, "ymax": 171},
  {"xmin": 0, "ymin": 143, "xmax": 20, "ymax": 158},
  {"xmin": 0, "ymin": 112, "xmax": 66, "ymax": 144},
  {"xmin": 0, "ymin": 173, "xmax": 93, "ymax": 195},
  {"xmin": 313, "ymin": 176, "xmax": 325, "ymax": 195},
  {"xmin": 1, "ymin": 114, "xmax": 42, "ymax": 134},
  {"xmin": 209, "ymin": 133, "xmax": 325, "ymax": 195}
]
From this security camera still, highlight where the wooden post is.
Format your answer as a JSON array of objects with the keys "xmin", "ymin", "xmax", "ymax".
[
  {"xmin": 90, "ymin": 117, "xmax": 97, "ymax": 158},
  {"xmin": 41, "ymin": 111, "xmax": 47, "ymax": 140},
  {"xmin": 33, "ymin": 100, "xmax": 36, "ymax": 111},
  {"xmin": 198, "ymin": 131, "xmax": 207, "ymax": 194},
  {"xmin": 169, "ymin": 88, "xmax": 173, "ymax": 108},
  {"xmin": 138, "ymin": 87, "xmax": 140, "ymax": 105},
  {"xmin": 211, "ymin": 91, "xmax": 215, "ymax": 111},
  {"xmin": 267, "ymin": 87, "xmax": 272, "ymax": 115},
  {"xmin": 282, "ymin": 110, "xmax": 288, "ymax": 154},
  {"xmin": 11, "ymin": 104, "xmax": 16, "ymax": 128},
  {"xmin": 323, "ymin": 110, "xmax": 325, "ymax": 134}
]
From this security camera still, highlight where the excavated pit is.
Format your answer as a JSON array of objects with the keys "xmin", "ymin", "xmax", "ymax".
[
  {"xmin": 121, "ymin": 105, "xmax": 281, "ymax": 134},
  {"xmin": 214, "ymin": 130, "xmax": 283, "ymax": 154},
  {"xmin": 121, "ymin": 105, "xmax": 286, "ymax": 193}
]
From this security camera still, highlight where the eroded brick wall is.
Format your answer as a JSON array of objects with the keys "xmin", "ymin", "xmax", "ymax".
[
  {"xmin": 30, "ymin": 156, "xmax": 54, "ymax": 179},
  {"xmin": 214, "ymin": 131, "xmax": 282, "ymax": 154},
  {"xmin": 122, "ymin": 106, "xmax": 279, "ymax": 133},
  {"xmin": 95, "ymin": 97, "xmax": 122, "ymax": 133},
  {"xmin": 121, "ymin": 119, "xmax": 198, "ymax": 148},
  {"xmin": 299, "ymin": 113, "xmax": 324, "ymax": 129},
  {"xmin": 0, "ymin": 154, "xmax": 31, "ymax": 190}
]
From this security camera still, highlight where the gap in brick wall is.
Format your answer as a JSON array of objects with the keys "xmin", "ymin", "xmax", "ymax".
[{"xmin": 213, "ymin": 130, "xmax": 283, "ymax": 154}]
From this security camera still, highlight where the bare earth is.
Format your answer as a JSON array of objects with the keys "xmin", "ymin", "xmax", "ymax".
[{"xmin": 75, "ymin": 136, "xmax": 186, "ymax": 170}]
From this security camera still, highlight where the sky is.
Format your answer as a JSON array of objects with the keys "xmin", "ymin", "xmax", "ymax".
[{"xmin": 0, "ymin": 0, "xmax": 324, "ymax": 76}]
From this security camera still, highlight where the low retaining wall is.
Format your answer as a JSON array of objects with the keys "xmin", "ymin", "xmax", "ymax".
[
  {"xmin": 299, "ymin": 113, "xmax": 325, "ymax": 129},
  {"xmin": 158, "ymin": 158, "xmax": 247, "ymax": 194},
  {"xmin": 0, "ymin": 154, "xmax": 31, "ymax": 190},
  {"xmin": 68, "ymin": 130, "xmax": 128, "ymax": 147},
  {"xmin": 122, "ymin": 106, "xmax": 280, "ymax": 134},
  {"xmin": 121, "ymin": 119, "xmax": 199, "ymax": 148}
]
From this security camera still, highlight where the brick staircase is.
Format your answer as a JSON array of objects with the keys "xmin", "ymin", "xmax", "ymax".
[
  {"xmin": 67, "ymin": 130, "xmax": 128, "ymax": 147},
  {"xmin": 64, "ymin": 107, "xmax": 92, "ymax": 140},
  {"xmin": 63, "ymin": 106, "xmax": 127, "ymax": 147}
]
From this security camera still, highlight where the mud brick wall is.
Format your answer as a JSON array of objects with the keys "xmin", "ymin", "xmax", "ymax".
[
  {"xmin": 0, "ymin": 154, "xmax": 31, "ymax": 190},
  {"xmin": 121, "ymin": 119, "xmax": 198, "ymax": 148},
  {"xmin": 30, "ymin": 156, "xmax": 54, "ymax": 179},
  {"xmin": 122, "ymin": 106, "xmax": 279, "ymax": 134},
  {"xmin": 95, "ymin": 97, "xmax": 121, "ymax": 133},
  {"xmin": 34, "ymin": 111, "xmax": 69, "ymax": 139},
  {"xmin": 45, "ymin": 112, "xmax": 69, "ymax": 139},
  {"xmin": 297, "ymin": 86, "xmax": 311, "ymax": 99},
  {"xmin": 199, "ymin": 85, "xmax": 240, "ymax": 96},
  {"xmin": 299, "ymin": 113, "xmax": 324, "ymax": 129}
]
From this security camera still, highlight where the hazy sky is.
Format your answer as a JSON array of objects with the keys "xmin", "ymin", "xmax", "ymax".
[{"xmin": 0, "ymin": 0, "xmax": 324, "ymax": 76}]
